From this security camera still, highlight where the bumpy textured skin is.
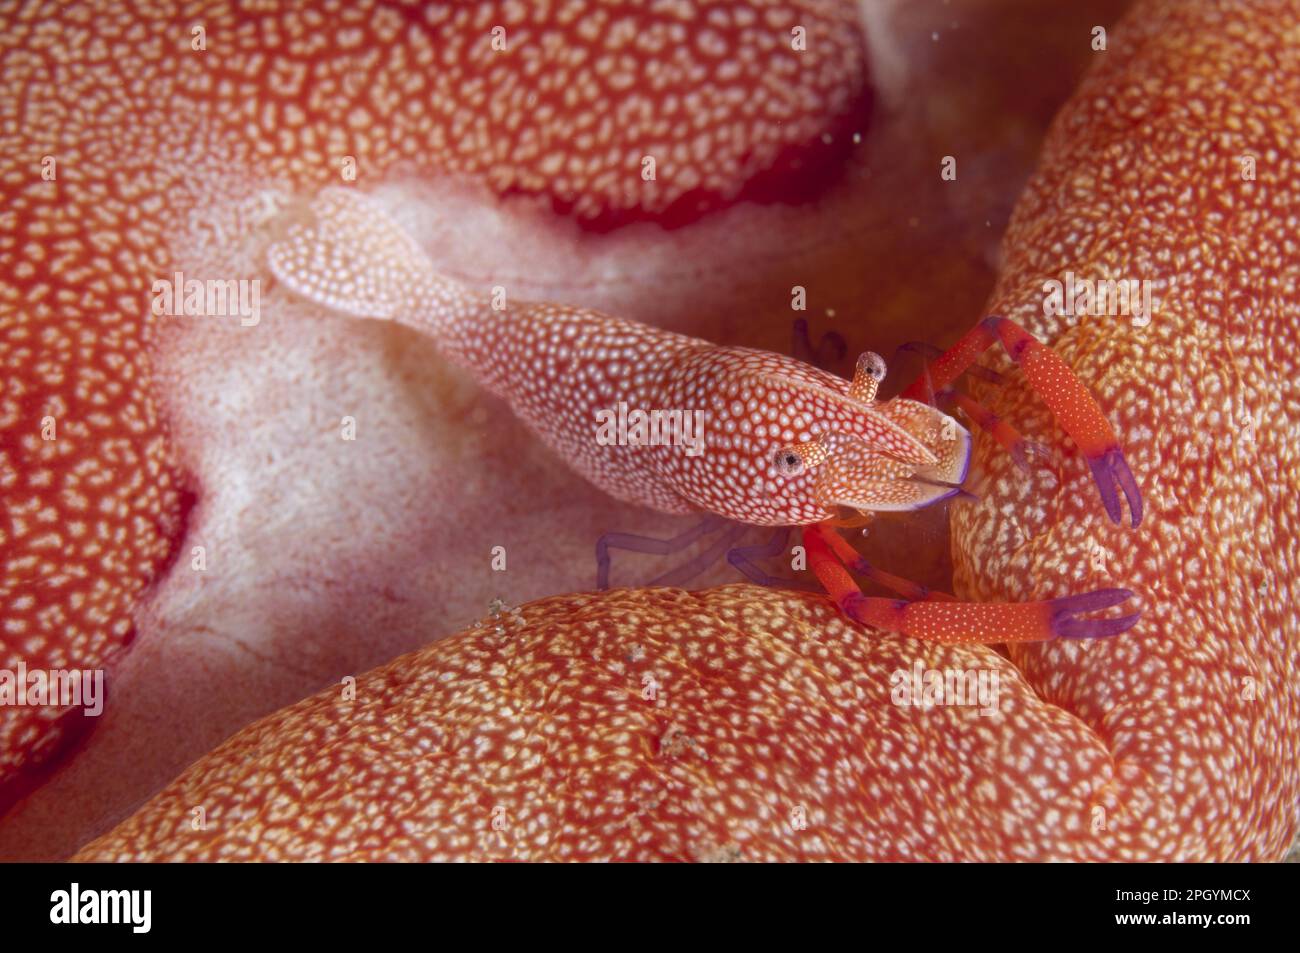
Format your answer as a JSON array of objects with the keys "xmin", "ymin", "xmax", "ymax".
[
  {"xmin": 0, "ymin": 0, "xmax": 866, "ymax": 797},
  {"xmin": 267, "ymin": 188, "xmax": 971, "ymax": 523},
  {"xmin": 72, "ymin": 584, "xmax": 1138, "ymax": 862},
  {"xmin": 13, "ymin": 0, "xmax": 1300, "ymax": 862},
  {"xmin": 79, "ymin": 0, "xmax": 1300, "ymax": 862},
  {"xmin": 950, "ymin": 0, "xmax": 1300, "ymax": 859},
  {"xmin": 78, "ymin": 0, "xmax": 1300, "ymax": 863}
]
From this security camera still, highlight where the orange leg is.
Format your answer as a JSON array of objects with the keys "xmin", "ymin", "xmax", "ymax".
[
  {"xmin": 901, "ymin": 315, "xmax": 1142, "ymax": 527},
  {"xmin": 812, "ymin": 523, "xmax": 956, "ymax": 602},
  {"xmin": 941, "ymin": 389, "xmax": 1051, "ymax": 475},
  {"xmin": 803, "ymin": 523, "xmax": 1139, "ymax": 644}
]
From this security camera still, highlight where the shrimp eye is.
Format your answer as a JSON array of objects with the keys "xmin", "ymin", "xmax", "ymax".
[
  {"xmin": 773, "ymin": 448, "xmax": 805, "ymax": 477},
  {"xmin": 850, "ymin": 352, "xmax": 887, "ymax": 403},
  {"xmin": 858, "ymin": 351, "xmax": 887, "ymax": 381}
]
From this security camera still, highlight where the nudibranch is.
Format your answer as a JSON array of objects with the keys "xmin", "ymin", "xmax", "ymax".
[
  {"xmin": 0, "ymin": 0, "xmax": 869, "ymax": 851},
  {"xmin": 944, "ymin": 0, "xmax": 1300, "ymax": 859},
  {"xmin": 77, "ymin": 584, "xmax": 1143, "ymax": 862},
  {"xmin": 8, "ymin": 0, "xmax": 1300, "ymax": 862}
]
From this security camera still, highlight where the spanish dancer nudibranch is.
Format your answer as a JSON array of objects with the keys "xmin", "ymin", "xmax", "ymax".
[{"xmin": 4, "ymin": 0, "xmax": 1299, "ymax": 861}]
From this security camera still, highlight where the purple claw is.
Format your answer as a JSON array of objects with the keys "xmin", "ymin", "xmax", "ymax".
[
  {"xmin": 791, "ymin": 318, "xmax": 814, "ymax": 364},
  {"xmin": 1049, "ymin": 588, "xmax": 1140, "ymax": 639},
  {"xmin": 1087, "ymin": 448, "xmax": 1144, "ymax": 527},
  {"xmin": 791, "ymin": 318, "xmax": 847, "ymax": 372},
  {"xmin": 815, "ymin": 330, "xmax": 848, "ymax": 370}
]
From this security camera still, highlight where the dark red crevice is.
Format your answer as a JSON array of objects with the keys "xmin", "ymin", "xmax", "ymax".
[
  {"xmin": 546, "ymin": 87, "xmax": 874, "ymax": 233},
  {"xmin": 0, "ymin": 477, "xmax": 198, "ymax": 824}
]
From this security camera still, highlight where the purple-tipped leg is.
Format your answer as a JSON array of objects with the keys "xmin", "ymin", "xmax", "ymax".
[
  {"xmin": 1050, "ymin": 588, "xmax": 1141, "ymax": 639},
  {"xmin": 1088, "ymin": 448, "xmax": 1144, "ymax": 528}
]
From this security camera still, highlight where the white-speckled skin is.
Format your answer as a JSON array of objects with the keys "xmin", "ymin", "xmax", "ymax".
[{"xmin": 269, "ymin": 188, "xmax": 972, "ymax": 525}]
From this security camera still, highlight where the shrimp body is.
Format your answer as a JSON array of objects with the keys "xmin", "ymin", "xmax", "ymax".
[
  {"xmin": 269, "ymin": 189, "xmax": 971, "ymax": 527},
  {"xmin": 270, "ymin": 188, "xmax": 1137, "ymax": 646}
]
